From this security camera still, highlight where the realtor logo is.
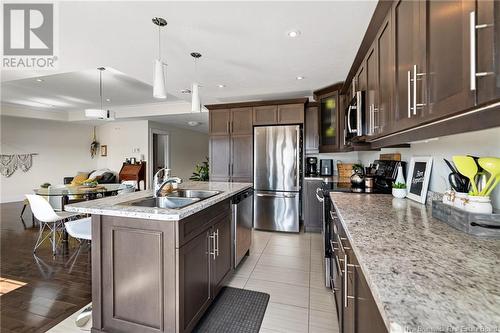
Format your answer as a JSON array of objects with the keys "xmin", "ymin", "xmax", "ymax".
[{"xmin": 2, "ymin": 3, "xmax": 58, "ymax": 69}]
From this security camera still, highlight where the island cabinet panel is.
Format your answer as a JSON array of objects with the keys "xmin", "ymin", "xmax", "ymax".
[
  {"xmin": 427, "ymin": 0, "xmax": 475, "ymax": 120},
  {"xmin": 253, "ymin": 105, "xmax": 278, "ymax": 125},
  {"xmin": 178, "ymin": 229, "xmax": 212, "ymax": 333},
  {"xmin": 93, "ymin": 216, "xmax": 177, "ymax": 333}
]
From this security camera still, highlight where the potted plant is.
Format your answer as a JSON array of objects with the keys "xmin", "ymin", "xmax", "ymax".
[
  {"xmin": 392, "ymin": 182, "xmax": 407, "ymax": 199},
  {"xmin": 189, "ymin": 157, "xmax": 209, "ymax": 181}
]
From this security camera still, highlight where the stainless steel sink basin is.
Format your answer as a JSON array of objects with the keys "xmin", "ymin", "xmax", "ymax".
[
  {"xmin": 121, "ymin": 189, "xmax": 221, "ymax": 209},
  {"xmin": 166, "ymin": 189, "xmax": 220, "ymax": 199},
  {"xmin": 126, "ymin": 196, "xmax": 200, "ymax": 209}
]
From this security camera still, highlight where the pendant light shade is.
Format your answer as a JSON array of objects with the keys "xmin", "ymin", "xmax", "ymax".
[
  {"xmin": 153, "ymin": 59, "xmax": 167, "ymax": 99},
  {"xmin": 152, "ymin": 17, "xmax": 167, "ymax": 99},
  {"xmin": 191, "ymin": 82, "xmax": 201, "ymax": 112},
  {"xmin": 85, "ymin": 67, "xmax": 114, "ymax": 121}
]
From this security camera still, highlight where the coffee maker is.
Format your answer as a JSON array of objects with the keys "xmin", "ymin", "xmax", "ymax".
[{"xmin": 306, "ymin": 157, "xmax": 318, "ymax": 176}]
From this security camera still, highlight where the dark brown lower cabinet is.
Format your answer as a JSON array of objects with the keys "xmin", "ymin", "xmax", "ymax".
[
  {"xmin": 91, "ymin": 201, "xmax": 232, "ymax": 333},
  {"xmin": 333, "ymin": 216, "xmax": 387, "ymax": 333},
  {"xmin": 303, "ymin": 179, "xmax": 323, "ymax": 232}
]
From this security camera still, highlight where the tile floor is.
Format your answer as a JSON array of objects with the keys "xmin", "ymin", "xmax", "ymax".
[{"xmin": 48, "ymin": 230, "xmax": 340, "ymax": 333}]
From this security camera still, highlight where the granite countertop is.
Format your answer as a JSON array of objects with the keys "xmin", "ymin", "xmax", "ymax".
[
  {"xmin": 329, "ymin": 192, "xmax": 500, "ymax": 332},
  {"xmin": 65, "ymin": 181, "xmax": 252, "ymax": 221}
]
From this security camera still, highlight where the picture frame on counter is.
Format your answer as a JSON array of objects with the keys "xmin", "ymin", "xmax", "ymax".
[{"xmin": 406, "ymin": 156, "xmax": 433, "ymax": 204}]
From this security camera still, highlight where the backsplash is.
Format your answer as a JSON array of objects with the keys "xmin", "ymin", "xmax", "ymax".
[{"xmin": 308, "ymin": 127, "xmax": 500, "ymax": 209}]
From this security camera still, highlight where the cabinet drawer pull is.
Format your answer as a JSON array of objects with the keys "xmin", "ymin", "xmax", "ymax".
[
  {"xmin": 209, "ymin": 232, "xmax": 216, "ymax": 259},
  {"xmin": 215, "ymin": 229, "xmax": 219, "ymax": 257}
]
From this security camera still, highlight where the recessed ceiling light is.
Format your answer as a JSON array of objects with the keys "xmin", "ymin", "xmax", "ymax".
[
  {"xmin": 105, "ymin": 98, "xmax": 111, "ymax": 102},
  {"xmin": 287, "ymin": 30, "xmax": 301, "ymax": 38},
  {"xmin": 217, "ymin": 84, "xmax": 226, "ymax": 88},
  {"xmin": 296, "ymin": 76, "xmax": 305, "ymax": 80},
  {"xmin": 187, "ymin": 121, "xmax": 200, "ymax": 127},
  {"xmin": 35, "ymin": 78, "xmax": 44, "ymax": 82},
  {"xmin": 181, "ymin": 89, "xmax": 192, "ymax": 94}
]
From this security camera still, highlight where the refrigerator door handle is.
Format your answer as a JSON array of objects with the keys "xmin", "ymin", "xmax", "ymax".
[{"xmin": 296, "ymin": 127, "xmax": 300, "ymax": 191}]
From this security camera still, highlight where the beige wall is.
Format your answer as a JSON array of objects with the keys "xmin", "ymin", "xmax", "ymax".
[
  {"xmin": 0, "ymin": 116, "xmax": 96, "ymax": 202},
  {"xmin": 148, "ymin": 121, "xmax": 209, "ymax": 184},
  {"xmin": 95, "ymin": 120, "xmax": 149, "ymax": 173}
]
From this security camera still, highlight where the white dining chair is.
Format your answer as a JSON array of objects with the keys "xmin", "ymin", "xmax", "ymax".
[
  {"xmin": 64, "ymin": 218, "xmax": 93, "ymax": 328},
  {"xmin": 64, "ymin": 217, "xmax": 91, "ymax": 272},
  {"xmin": 25, "ymin": 194, "xmax": 80, "ymax": 255}
]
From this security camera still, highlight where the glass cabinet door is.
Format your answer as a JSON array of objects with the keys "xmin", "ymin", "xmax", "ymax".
[{"xmin": 319, "ymin": 92, "xmax": 338, "ymax": 150}]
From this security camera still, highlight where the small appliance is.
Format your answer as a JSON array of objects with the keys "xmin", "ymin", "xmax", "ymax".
[
  {"xmin": 345, "ymin": 91, "xmax": 366, "ymax": 143},
  {"xmin": 306, "ymin": 157, "xmax": 318, "ymax": 176},
  {"xmin": 320, "ymin": 159, "xmax": 334, "ymax": 176}
]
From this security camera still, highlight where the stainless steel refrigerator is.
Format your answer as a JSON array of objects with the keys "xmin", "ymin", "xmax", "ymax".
[{"xmin": 253, "ymin": 125, "xmax": 301, "ymax": 232}]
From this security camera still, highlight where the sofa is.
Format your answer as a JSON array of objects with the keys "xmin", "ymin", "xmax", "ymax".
[{"xmin": 64, "ymin": 169, "xmax": 117, "ymax": 185}]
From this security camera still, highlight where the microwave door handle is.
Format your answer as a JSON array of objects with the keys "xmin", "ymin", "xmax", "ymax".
[
  {"xmin": 347, "ymin": 106, "xmax": 354, "ymax": 133},
  {"xmin": 357, "ymin": 93, "xmax": 362, "ymax": 136}
]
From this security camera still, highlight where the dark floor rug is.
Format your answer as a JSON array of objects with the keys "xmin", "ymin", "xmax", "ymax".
[{"xmin": 193, "ymin": 287, "xmax": 270, "ymax": 333}]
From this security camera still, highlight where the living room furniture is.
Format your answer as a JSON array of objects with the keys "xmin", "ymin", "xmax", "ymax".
[
  {"xmin": 63, "ymin": 170, "xmax": 117, "ymax": 185},
  {"xmin": 118, "ymin": 162, "xmax": 146, "ymax": 190},
  {"xmin": 26, "ymin": 194, "xmax": 80, "ymax": 255}
]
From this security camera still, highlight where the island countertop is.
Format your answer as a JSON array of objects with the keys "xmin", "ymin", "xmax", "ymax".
[
  {"xmin": 329, "ymin": 192, "xmax": 500, "ymax": 332},
  {"xmin": 64, "ymin": 181, "xmax": 252, "ymax": 221}
]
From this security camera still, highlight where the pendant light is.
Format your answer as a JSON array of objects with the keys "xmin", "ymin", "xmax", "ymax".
[
  {"xmin": 85, "ymin": 67, "xmax": 115, "ymax": 120},
  {"xmin": 152, "ymin": 17, "xmax": 167, "ymax": 99},
  {"xmin": 191, "ymin": 52, "xmax": 202, "ymax": 112}
]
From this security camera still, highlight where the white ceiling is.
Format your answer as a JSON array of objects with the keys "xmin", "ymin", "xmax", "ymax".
[{"xmin": 0, "ymin": 1, "xmax": 377, "ymax": 130}]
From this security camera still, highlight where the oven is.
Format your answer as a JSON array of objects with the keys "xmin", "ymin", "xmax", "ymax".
[{"xmin": 345, "ymin": 91, "xmax": 366, "ymax": 143}]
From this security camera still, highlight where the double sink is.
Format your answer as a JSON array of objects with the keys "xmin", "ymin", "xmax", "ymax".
[{"xmin": 121, "ymin": 189, "xmax": 221, "ymax": 209}]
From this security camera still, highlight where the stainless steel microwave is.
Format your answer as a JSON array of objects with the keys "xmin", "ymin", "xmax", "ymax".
[{"xmin": 345, "ymin": 91, "xmax": 366, "ymax": 142}]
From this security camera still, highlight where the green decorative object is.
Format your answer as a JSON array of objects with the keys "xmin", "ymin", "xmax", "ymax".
[
  {"xmin": 325, "ymin": 127, "xmax": 335, "ymax": 137},
  {"xmin": 325, "ymin": 98, "xmax": 336, "ymax": 110},
  {"xmin": 190, "ymin": 157, "xmax": 209, "ymax": 181},
  {"xmin": 392, "ymin": 182, "xmax": 407, "ymax": 189}
]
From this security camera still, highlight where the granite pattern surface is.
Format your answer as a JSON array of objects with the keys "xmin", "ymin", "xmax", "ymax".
[
  {"xmin": 64, "ymin": 181, "xmax": 252, "ymax": 221},
  {"xmin": 329, "ymin": 192, "xmax": 500, "ymax": 333}
]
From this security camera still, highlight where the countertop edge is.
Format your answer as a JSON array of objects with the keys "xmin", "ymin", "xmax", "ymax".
[{"xmin": 64, "ymin": 183, "xmax": 253, "ymax": 221}]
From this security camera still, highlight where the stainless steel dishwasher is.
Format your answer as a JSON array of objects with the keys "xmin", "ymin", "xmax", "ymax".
[{"xmin": 232, "ymin": 189, "xmax": 253, "ymax": 268}]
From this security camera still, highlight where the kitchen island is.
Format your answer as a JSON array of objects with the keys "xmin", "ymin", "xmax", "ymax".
[
  {"xmin": 65, "ymin": 181, "xmax": 252, "ymax": 333},
  {"xmin": 329, "ymin": 192, "xmax": 500, "ymax": 333}
]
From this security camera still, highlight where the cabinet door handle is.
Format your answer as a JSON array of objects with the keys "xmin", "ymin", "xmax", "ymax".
[
  {"xmin": 215, "ymin": 229, "xmax": 219, "ymax": 257},
  {"xmin": 407, "ymin": 70, "xmax": 412, "ymax": 118},
  {"xmin": 470, "ymin": 11, "xmax": 496, "ymax": 92},
  {"xmin": 227, "ymin": 121, "xmax": 230, "ymax": 133},
  {"xmin": 344, "ymin": 253, "xmax": 348, "ymax": 308},
  {"xmin": 209, "ymin": 232, "xmax": 216, "ymax": 259}
]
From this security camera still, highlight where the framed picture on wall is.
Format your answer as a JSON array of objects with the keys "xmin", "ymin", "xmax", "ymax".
[
  {"xmin": 406, "ymin": 156, "xmax": 433, "ymax": 204},
  {"xmin": 100, "ymin": 145, "xmax": 107, "ymax": 157}
]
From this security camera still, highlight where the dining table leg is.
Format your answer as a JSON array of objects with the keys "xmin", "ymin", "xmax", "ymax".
[{"xmin": 61, "ymin": 194, "xmax": 69, "ymax": 254}]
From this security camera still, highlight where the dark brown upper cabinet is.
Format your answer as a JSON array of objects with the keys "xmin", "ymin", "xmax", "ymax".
[
  {"xmin": 230, "ymin": 134, "xmax": 253, "ymax": 182},
  {"xmin": 391, "ymin": 0, "xmax": 427, "ymax": 133},
  {"xmin": 365, "ymin": 45, "xmax": 378, "ymax": 137},
  {"xmin": 230, "ymin": 107, "xmax": 253, "ymax": 135},
  {"xmin": 427, "ymin": 0, "xmax": 475, "ymax": 120},
  {"xmin": 375, "ymin": 14, "xmax": 393, "ymax": 136},
  {"xmin": 475, "ymin": 0, "xmax": 500, "ymax": 104},
  {"xmin": 318, "ymin": 91, "xmax": 339, "ymax": 153},
  {"xmin": 209, "ymin": 109, "xmax": 231, "ymax": 135},
  {"xmin": 253, "ymin": 105, "xmax": 278, "ymax": 125},
  {"xmin": 305, "ymin": 103, "xmax": 320, "ymax": 154},
  {"xmin": 277, "ymin": 104, "xmax": 305, "ymax": 124}
]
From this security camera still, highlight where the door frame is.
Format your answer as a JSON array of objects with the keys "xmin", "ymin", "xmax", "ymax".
[{"xmin": 148, "ymin": 128, "xmax": 170, "ymax": 189}]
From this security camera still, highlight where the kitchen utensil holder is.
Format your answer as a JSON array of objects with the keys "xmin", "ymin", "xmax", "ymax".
[{"xmin": 432, "ymin": 200, "xmax": 500, "ymax": 239}]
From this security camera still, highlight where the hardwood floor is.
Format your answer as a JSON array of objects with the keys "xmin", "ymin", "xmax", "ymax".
[{"xmin": 0, "ymin": 201, "xmax": 92, "ymax": 333}]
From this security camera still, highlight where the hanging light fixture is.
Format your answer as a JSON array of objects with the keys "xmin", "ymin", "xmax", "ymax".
[
  {"xmin": 190, "ymin": 52, "xmax": 202, "ymax": 112},
  {"xmin": 152, "ymin": 17, "xmax": 167, "ymax": 99},
  {"xmin": 85, "ymin": 67, "xmax": 115, "ymax": 120}
]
